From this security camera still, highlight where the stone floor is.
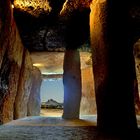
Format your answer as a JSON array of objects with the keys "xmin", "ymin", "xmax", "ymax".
[{"xmin": 0, "ymin": 115, "xmax": 140, "ymax": 140}]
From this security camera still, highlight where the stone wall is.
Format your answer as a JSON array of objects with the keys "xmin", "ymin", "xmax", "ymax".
[
  {"xmin": 133, "ymin": 39, "xmax": 140, "ymax": 115},
  {"xmin": 80, "ymin": 67, "xmax": 96, "ymax": 115},
  {"xmin": 14, "ymin": 49, "xmax": 33, "ymax": 119},
  {"xmin": 0, "ymin": 0, "xmax": 24, "ymax": 124},
  {"xmin": 0, "ymin": 0, "xmax": 41, "ymax": 124}
]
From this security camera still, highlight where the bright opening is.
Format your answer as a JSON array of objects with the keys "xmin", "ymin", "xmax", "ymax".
[{"xmin": 40, "ymin": 79, "xmax": 64, "ymax": 117}]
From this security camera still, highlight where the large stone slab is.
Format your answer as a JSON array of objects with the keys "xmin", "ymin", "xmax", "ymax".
[
  {"xmin": 80, "ymin": 67, "xmax": 96, "ymax": 115},
  {"xmin": 27, "ymin": 66, "xmax": 42, "ymax": 116},
  {"xmin": 14, "ymin": 49, "xmax": 33, "ymax": 119},
  {"xmin": 62, "ymin": 49, "xmax": 82, "ymax": 119},
  {"xmin": 0, "ymin": 1, "xmax": 23, "ymax": 124}
]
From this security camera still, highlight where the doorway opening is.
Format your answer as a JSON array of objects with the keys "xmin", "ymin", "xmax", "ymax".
[
  {"xmin": 40, "ymin": 78, "xmax": 64, "ymax": 117},
  {"xmin": 31, "ymin": 52, "xmax": 64, "ymax": 117},
  {"xmin": 31, "ymin": 50, "xmax": 97, "ymax": 118}
]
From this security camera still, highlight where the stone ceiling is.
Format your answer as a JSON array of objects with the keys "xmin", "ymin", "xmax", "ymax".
[
  {"xmin": 13, "ymin": 0, "xmax": 92, "ymax": 78},
  {"xmin": 31, "ymin": 52, "xmax": 92, "ymax": 75},
  {"xmin": 13, "ymin": 0, "xmax": 91, "ymax": 52}
]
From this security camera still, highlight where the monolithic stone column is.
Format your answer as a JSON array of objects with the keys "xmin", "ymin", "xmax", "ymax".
[
  {"xmin": 62, "ymin": 49, "xmax": 82, "ymax": 119},
  {"xmin": 90, "ymin": 0, "xmax": 137, "ymax": 134},
  {"xmin": 27, "ymin": 66, "xmax": 42, "ymax": 116}
]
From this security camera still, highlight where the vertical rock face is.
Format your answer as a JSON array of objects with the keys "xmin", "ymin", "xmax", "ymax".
[
  {"xmin": 90, "ymin": 0, "xmax": 137, "ymax": 133},
  {"xmin": 14, "ymin": 49, "xmax": 33, "ymax": 119},
  {"xmin": 27, "ymin": 66, "xmax": 42, "ymax": 116},
  {"xmin": 63, "ymin": 49, "xmax": 82, "ymax": 119},
  {"xmin": 90, "ymin": 0, "xmax": 109, "ymax": 129},
  {"xmin": 60, "ymin": 0, "xmax": 92, "ymax": 16},
  {"xmin": 133, "ymin": 39, "xmax": 140, "ymax": 115},
  {"xmin": 14, "ymin": 0, "xmax": 51, "ymax": 11},
  {"xmin": 80, "ymin": 67, "xmax": 96, "ymax": 115},
  {"xmin": 0, "ymin": 1, "xmax": 23, "ymax": 124}
]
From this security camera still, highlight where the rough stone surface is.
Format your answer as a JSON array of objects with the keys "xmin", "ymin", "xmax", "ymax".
[
  {"xmin": 31, "ymin": 51, "xmax": 91, "ymax": 75},
  {"xmin": 0, "ymin": 0, "xmax": 11, "ymax": 68},
  {"xmin": 13, "ymin": 0, "xmax": 91, "ymax": 52},
  {"xmin": 14, "ymin": 49, "xmax": 33, "ymax": 119},
  {"xmin": 0, "ymin": 1, "xmax": 23, "ymax": 124},
  {"xmin": 90, "ymin": 0, "xmax": 137, "ymax": 132},
  {"xmin": 90, "ymin": 0, "xmax": 108, "ymax": 127},
  {"xmin": 80, "ymin": 67, "xmax": 96, "ymax": 115},
  {"xmin": 60, "ymin": 0, "xmax": 92, "ymax": 17},
  {"xmin": 27, "ymin": 66, "xmax": 42, "ymax": 116},
  {"xmin": 133, "ymin": 39, "xmax": 140, "ymax": 114},
  {"xmin": 0, "ymin": 116, "xmax": 139, "ymax": 140},
  {"xmin": 63, "ymin": 50, "xmax": 82, "ymax": 119},
  {"xmin": 14, "ymin": 0, "xmax": 52, "ymax": 17}
]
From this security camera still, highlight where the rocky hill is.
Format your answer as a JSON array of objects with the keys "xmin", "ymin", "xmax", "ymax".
[{"xmin": 41, "ymin": 99, "xmax": 63, "ymax": 109}]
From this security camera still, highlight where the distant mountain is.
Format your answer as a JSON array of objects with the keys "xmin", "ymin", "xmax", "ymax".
[{"xmin": 41, "ymin": 99, "xmax": 63, "ymax": 109}]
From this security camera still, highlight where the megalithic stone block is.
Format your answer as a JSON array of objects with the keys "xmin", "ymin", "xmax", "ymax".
[
  {"xmin": 80, "ymin": 67, "xmax": 97, "ymax": 115},
  {"xmin": 62, "ymin": 49, "xmax": 82, "ymax": 119},
  {"xmin": 27, "ymin": 66, "xmax": 42, "ymax": 116},
  {"xmin": 0, "ymin": 0, "xmax": 23, "ymax": 124},
  {"xmin": 90, "ymin": 0, "xmax": 137, "ymax": 133},
  {"xmin": 14, "ymin": 49, "xmax": 33, "ymax": 119}
]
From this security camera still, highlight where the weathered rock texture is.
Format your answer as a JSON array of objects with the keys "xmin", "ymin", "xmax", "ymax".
[
  {"xmin": 14, "ymin": 49, "xmax": 33, "ymax": 119},
  {"xmin": 60, "ymin": 0, "xmax": 92, "ymax": 17},
  {"xmin": 80, "ymin": 67, "xmax": 96, "ymax": 115},
  {"xmin": 90, "ymin": 0, "xmax": 137, "ymax": 133},
  {"xmin": 0, "ymin": 0, "xmax": 37, "ymax": 124},
  {"xmin": 0, "ymin": 1, "xmax": 23, "ymax": 124},
  {"xmin": 63, "ymin": 49, "xmax": 82, "ymax": 119},
  {"xmin": 14, "ymin": 0, "xmax": 52, "ymax": 17},
  {"xmin": 27, "ymin": 66, "xmax": 42, "ymax": 116},
  {"xmin": 133, "ymin": 39, "xmax": 140, "ymax": 115}
]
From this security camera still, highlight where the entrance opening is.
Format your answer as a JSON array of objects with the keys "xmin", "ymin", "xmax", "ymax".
[
  {"xmin": 31, "ymin": 52, "xmax": 64, "ymax": 117},
  {"xmin": 40, "ymin": 79, "xmax": 64, "ymax": 117},
  {"xmin": 31, "ymin": 51, "xmax": 97, "ymax": 118}
]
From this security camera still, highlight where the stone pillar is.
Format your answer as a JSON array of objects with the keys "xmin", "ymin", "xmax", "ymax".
[
  {"xmin": 62, "ymin": 49, "xmax": 82, "ymax": 119},
  {"xmin": 27, "ymin": 66, "xmax": 42, "ymax": 116},
  {"xmin": 90, "ymin": 0, "xmax": 137, "ymax": 134}
]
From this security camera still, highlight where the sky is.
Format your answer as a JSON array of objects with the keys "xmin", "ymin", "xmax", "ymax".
[{"xmin": 40, "ymin": 79, "xmax": 64, "ymax": 103}]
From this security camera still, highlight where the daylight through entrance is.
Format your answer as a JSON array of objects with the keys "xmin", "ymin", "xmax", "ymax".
[
  {"xmin": 31, "ymin": 51, "xmax": 97, "ymax": 117},
  {"xmin": 40, "ymin": 78, "xmax": 64, "ymax": 117}
]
